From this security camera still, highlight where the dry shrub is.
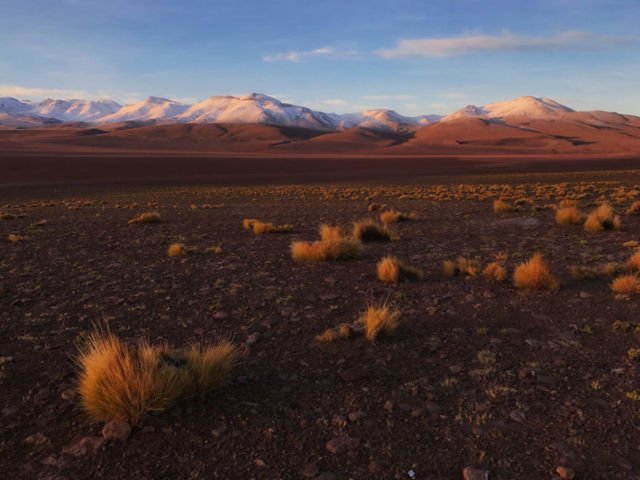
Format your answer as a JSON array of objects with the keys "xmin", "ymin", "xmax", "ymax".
[
  {"xmin": 493, "ymin": 199, "xmax": 512, "ymax": 213},
  {"xmin": 380, "ymin": 209, "xmax": 416, "ymax": 224},
  {"xmin": 611, "ymin": 275, "xmax": 640, "ymax": 295},
  {"xmin": 443, "ymin": 257, "xmax": 481, "ymax": 277},
  {"xmin": 359, "ymin": 303, "xmax": 401, "ymax": 342},
  {"xmin": 570, "ymin": 265, "xmax": 600, "ymax": 280},
  {"xmin": 243, "ymin": 218, "xmax": 258, "ymax": 230},
  {"xmin": 291, "ymin": 237, "xmax": 362, "ymax": 262},
  {"xmin": 559, "ymin": 199, "xmax": 578, "ymax": 208},
  {"xmin": 205, "ymin": 245, "xmax": 223, "ymax": 254},
  {"xmin": 319, "ymin": 224, "xmax": 344, "ymax": 242},
  {"xmin": 315, "ymin": 324, "xmax": 352, "ymax": 343},
  {"xmin": 626, "ymin": 251, "xmax": 640, "ymax": 271},
  {"xmin": 7, "ymin": 234, "xmax": 23, "ymax": 243},
  {"xmin": 368, "ymin": 203, "xmax": 385, "ymax": 212},
  {"xmin": 251, "ymin": 221, "xmax": 293, "ymax": 235},
  {"xmin": 513, "ymin": 253, "xmax": 558, "ymax": 290},
  {"xmin": 627, "ymin": 201, "xmax": 640, "ymax": 216},
  {"xmin": 376, "ymin": 256, "xmax": 423, "ymax": 283},
  {"xmin": 602, "ymin": 262, "xmax": 625, "ymax": 277},
  {"xmin": 584, "ymin": 203, "xmax": 621, "ymax": 232},
  {"xmin": 167, "ymin": 243, "xmax": 187, "ymax": 257},
  {"xmin": 128, "ymin": 212, "xmax": 161, "ymax": 225},
  {"xmin": 556, "ymin": 206, "xmax": 583, "ymax": 225},
  {"xmin": 352, "ymin": 219, "xmax": 392, "ymax": 242},
  {"xmin": 76, "ymin": 330, "xmax": 235, "ymax": 424},
  {"xmin": 483, "ymin": 262, "xmax": 507, "ymax": 282},
  {"xmin": 623, "ymin": 240, "xmax": 639, "ymax": 248}
]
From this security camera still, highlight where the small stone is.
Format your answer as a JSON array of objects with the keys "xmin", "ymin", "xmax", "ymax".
[
  {"xmin": 25, "ymin": 432, "xmax": 48, "ymax": 446},
  {"xmin": 302, "ymin": 464, "xmax": 319, "ymax": 478},
  {"xmin": 579, "ymin": 291, "xmax": 591, "ymax": 299},
  {"xmin": 60, "ymin": 388, "xmax": 76, "ymax": 401},
  {"xmin": 383, "ymin": 400, "xmax": 394, "ymax": 412},
  {"xmin": 331, "ymin": 415, "xmax": 347, "ymax": 428},
  {"xmin": 212, "ymin": 311, "xmax": 228, "ymax": 320},
  {"xmin": 101, "ymin": 420, "xmax": 131, "ymax": 442},
  {"xmin": 509, "ymin": 410, "xmax": 525, "ymax": 423},
  {"xmin": 254, "ymin": 458, "xmax": 266, "ymax": 467},
  {"xmin": 245, "ymin": 333, "xmax": 259, "ymax": 346},
  {"xmin": 556, "ymin": 466, "xmax": 575, "ymax": 479},
  {"xmin": 348, "ymin": 410, "xmax": 366, "ymax": 422},
  {"xmin": 463, "ymin": 466, "xmax": 489, "ymax": 480},
  {"xmin": 62, "ymin": 436, "xmax": 103, "ymax": 457},
  {"xmin": 212, "ymin": 423, "xmax": 228, "ymax": 438},
  {"xmin": 325, "ymin": 435, "xmax": 360, "ymax": 454}
]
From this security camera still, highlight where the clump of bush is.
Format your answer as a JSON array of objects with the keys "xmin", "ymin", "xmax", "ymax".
[
  {"xmin": 291, "ymin": 224, "xmax": 362, "ymax": 261},
  {"xmin": 128, "ymin": 212, "xmax": 161, "ymax": 225},
  {"xmin": 352, "ymin": 219, "xmax": 393, "ymax": 242},
  {"xmin": 584, "ymin": 203, "xmax": 621, "ymax": 232},
  {"xmin": 376, "ymin": 256, "xmax": 423, "ymax": 283}
]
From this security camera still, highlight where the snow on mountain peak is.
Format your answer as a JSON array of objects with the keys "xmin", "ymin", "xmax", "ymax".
[{"xmin": 444, "ymin": 96, "xmax": 574, "ymax": 121}]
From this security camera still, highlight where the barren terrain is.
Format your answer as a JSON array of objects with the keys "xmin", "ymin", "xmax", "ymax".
[{"xmin": 2, "ymin": 167, "xmax": 640, "ymax": 479}]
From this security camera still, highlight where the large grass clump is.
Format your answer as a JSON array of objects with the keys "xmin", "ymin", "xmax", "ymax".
[
  {"xmin": 359, "ymin": 303, "xmax": 401, "ymax": 342},
  {"xmin": 128, "ymin": 212, "xmax": 161, "ymax": 225},
  {"xmin": 513, "ymin": 253, "xmax": 558, "ymax": 290},
  {"xmin": 352, "ymin": 219, "xmax": 393, "ymax": 242},
  {"xmin": 584, "ymin": 203, "xmax": 621, "ymax": 232},
  {"xmin": 376, "ymin": 256, "xmax": 423, "ymax": 283},
  {"xmin": 76, "ymin": 330, "xmax": 236, "ymax": 424},
  {"xmin": 556, "ymin": 206, "xmax": 583, "ymax": 225},
  {"xmin": 611, "ymin": 275, "xmax": 640, "ymax": 295},
  {"xmin": 493, "ymin": 199, "xmax": 513, "ymax": 214},
  {"xmin": 291, "ymin": 223, "xmax": 362, "ymax": 261}
]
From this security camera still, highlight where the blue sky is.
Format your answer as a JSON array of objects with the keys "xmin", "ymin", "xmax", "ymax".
[{"xmin": 1, "ymin": 0, "xmax": 639, "ymax": 114}]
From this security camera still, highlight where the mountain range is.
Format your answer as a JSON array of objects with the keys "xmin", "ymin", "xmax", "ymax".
[{"xmin": 1, "ymin": 93, "xmax": 639, "ymax": 155}]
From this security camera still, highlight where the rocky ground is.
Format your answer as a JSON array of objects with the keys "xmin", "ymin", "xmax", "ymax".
[{"xmin": 1, "ymin": 173, "xmax": 640, "ymax": 479}]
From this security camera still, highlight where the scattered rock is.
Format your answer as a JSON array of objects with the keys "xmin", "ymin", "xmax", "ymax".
[
  {"xmin": 302, "ymin": 463, "xmax": 319, "ymax": 478},
  {"xmin": 212, "ymin": 423, "xmax": 228, "ymax": 438},
  {"xmin": 101, "ymin": 420, "xmax": 131, "ymax": 442},
  {"xmin": 325, "ymin": 435, "xmax": 360, "ymax": 454},
  {"xmin": 60, "ymin": 388, "xmax": 76, "ymax": 401},
  {"xmin": 331, "ymin": 415, "xmax": 347, "ymax": 428},
  {"xmin": 25, "ymin": 432, "xmax": 48, "ymax": 446},
  {"xmin": 348, "ymin": 410, "xmax": 366, "ymax": 422},
  {"xmin": 245, "ymin": 333, "xmax": 260, "ymax": 346},
  {"xmin": 463, "ymin": 466, "xmax": 489, "ymax": 480},
  {"xmin": 494, "ymin": 217, "xmax": 541, "ymax": 228},
  {"xmin": 556, "ymin": 466, "xmax": 575, "ymax": 479},
  {"xmin": 62, "ymin": 436, "xmax": 103, "ymax": 457}
]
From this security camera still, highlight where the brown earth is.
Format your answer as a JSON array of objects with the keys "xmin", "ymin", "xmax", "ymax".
[{"xmin": 2, "ymin": 171, "xmax": 640, "ymax": 480}]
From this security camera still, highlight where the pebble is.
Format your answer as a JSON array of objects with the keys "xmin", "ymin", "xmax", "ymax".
[
  {"xmin": 101, "ymin": 420, "xmax": 131, "ymax": 442},
  {"xmin": 325, "ymin": 435, "xmax": 360, "ymax": 454},
  {"xmin": 302, "ymin": 463, "xmax": 319, "ymax": 478},
  {"xmin": 463, "ymin": 466, "xmax": 489, "ymax": 480},
  {"xmin": 25, "ymin": 432, "xmax": 48, "ymax": 446},
  {"xmin": 556, "ymin": 466, "xmax": 575, "ymax": 479},
  {"xmin": 212, "ymin": 423, "xmax": 228, "ymax": 438}
]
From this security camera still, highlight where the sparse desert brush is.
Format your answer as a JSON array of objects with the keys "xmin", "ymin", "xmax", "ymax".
[
  {"xmin": 493, "ymin": 199, "xmax": 512, "ymax": 214},
  {"xmin": 7, "ymin": 234, "xmax": 23, "ymax": 243},
  {"xmin": 242, "ymin": 218, "xmax": 258, "ymax": 231},
  {"xmin": 251, "ymin": 221, "xmax": 293, "ymax": 235},
  {"xmin": 167, "ymin": 243, "xmax": 187, "ymax": 257},
  {"xmin": 319, "ymin": 224, "xmax": 344, "ymax": 242},
  {"xmin": 0, "ymin": 212, "xmax": 17, "ymax": 220},
  {"xmin": 602, "ymin": 262, "xmax": 625, "ymax": 277},
  {"xmin": 584, "ymin": 203, "xmax": 621, "ymax": 232},
  {"xmin": 315, "ymin": 323, "xmax": 352, "ymax": 343},
  {"xmin": 76, "ymin": 330, "xmax": 235, "ymax": 423},
  {"xmin": 623, "ymin": 240, "xmax": 639, "ymax": 248},
  {"xmin": 376, "ymin": 256, "xmax": 423, "ymax": 283},
  {"xmin": 358, "ymin": 303, "xmax": 400, "ymax": 342},
  {"xmin": 570, "ymin": 265, "xmax": 601, "ymax": 280},
  {"xmin": 611, "ymin": 275, "xmax": 640, "ymax": 295},
  {"xmin": 352, "ymin": 219, "xmax": 392, "ymax": 242},
  {"xmin": 483, "ymin": 262, "xmax": 508, "ymax": 282},
  {"xmin": 559, "ymin": 199, "xmax": 578, "ymax": 209},
  {"xmin": 626, "ymin": 201, "xmax": 640, "ymax": 216},
  {"xmin": 626, "ymin": 251, "xmax": 640, "ymax": 271},
  {"xmin": 291, "ymin": 237, "xmax": 362, "ymax": 262},
  {"xmin": 556, "ymin": 206, "xmax": 583, "ymax": 225},
  {"xmin": 204, "ymin": 245, "xmax": 223, "ymax": 254},
  {"xmin": 380, "ymin": 209, "xmax": 416, "ymax": 224},
  {"xmin": 128, "ymin": 211, "xmax": 161, "ymax": 225},
  {"xmin": 368, "ymin": 203, "xmax": 385, "ymax": 212},
  {"xmin": 443, "ymin": 256, "xmax": 481, "ymax": 277},
  {"xmin": 513, "ymin": 253, "xmax": 558, "ymax": 290}
]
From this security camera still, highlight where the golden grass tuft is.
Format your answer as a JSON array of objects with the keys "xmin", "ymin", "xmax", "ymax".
[
  {"xmin": 626, "ymin": 251, "xmax": 640, "ymax": 272},
  {"xmin": 626, "ymin": 201, "xmax": 640, "ymax": 216},
  {"xmin": 443, "ymin": 256, "xmax": 481, "ymax": 277},
  {"xmin": 483, "ymin": 262, "xmax": 508, "ymax": 282},
  {"xmin": 167, "ymin": 243, "xmax": 187, "ymax": 257},
  {"xmin": 380, "ymin": 209, "xmax": 416, "ymax": 224},
  {"xmin": 376, "ymin": 256, "xmax": 423, "ymax": 283},
  {"xmin": 584, "ymin": 203, "xmax": 621, "ymax": 232},
  {"xmin": 7, "ymin": 234, "xmax": 23, "ymax": 243},
  {"xmin": 244, "ymin": 219, "xmax": 293, "ymax": 235},
  {"xmin": 352, "ymin": 219, "xmax": 392, "ymax": 242},
  {"xmin": 367, "ymin": 203, "xmax": 385, "ymax": 212},
  {"xmin": 242, "ymin": 218, "xmax": 258, "ymax": 230},
  {"xmin": 513, "ymin": 253, "xmax": 558, "ymax": 290},
  {"xmin": 358, "ymin": 303, "xmax": 401, "ymax": 342},
  {"xmin": 291, "ymin": 237, "xmax": 362, "ymax": 262},
  {"xmin": 493, "ymin": 199, "xmax": 512, "ymax": 214},
  {"xmin": 128, "ymin": 211, "xmax": 161, "ymax": 225},
  {"xmin": 556, "ymin": 206, "xmax": 583, "ymax": 225},
  {"xmin": 76, "ymin": 330, "xmax": 235, "ymax": 423},
  {"xmin": 315, "ymin": 323, "xmax": 352, "ymax": 343},
  {"xmin": 319, "ymin": 224, "xmax": 344, "ymax": 242},
  {"xmin": 558, "ymin": 199, "xmax": 578, "ymax": 209},
  {"xmin": 611, "ymin": 275, "xmax": 640, "ymax": 295}
]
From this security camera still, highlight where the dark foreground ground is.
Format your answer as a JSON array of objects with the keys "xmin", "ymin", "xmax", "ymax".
[{"xmin": 2, "ymin": 162, "xmax": 640, "ymax": 480}]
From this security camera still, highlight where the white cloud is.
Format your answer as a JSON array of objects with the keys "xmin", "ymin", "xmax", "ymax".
[
  {"xmin": 376, "ymin": 31, "xmax": 635, "ymax": 58},
  {"xmin": 263, "ymin": 46, "xmax": 358, "ymax": 62}
]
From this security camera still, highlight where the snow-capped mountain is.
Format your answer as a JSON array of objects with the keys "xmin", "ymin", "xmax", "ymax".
[
  {"xmin": 443, "ymin": 96, "xmax": 574, "ymax": 121},
  {"xmin": 32, "ymin": 98, "xmax": 121, "ymax": 122},
  {"xmin": 177, "ymin": 93, "xmax": 338, "ymax": 131},
  {"xmin": 99, "ymin": 96, "xmax": 188, "ymax": 123},
  {"xmin": 0, "ymin": 97, "xmax": 33, "ymax": 115},
  {"xmin": 337, "ymin": 109, "xmax": 441, "ymax": 131}
]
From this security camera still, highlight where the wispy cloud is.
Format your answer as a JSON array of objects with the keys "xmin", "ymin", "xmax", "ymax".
[
  {"xmin": 376, "ymin": 31, "xmax": 635, "ymax": 58},
  {"xmin": 0, "ymin": 85, "xmax": 96, "ymax": 100},
  {"xmin": 361, "ymin": 94, "xmax": 413, "ymax": 101},
  {"xmin": 262, "ymin": 46, "xmax": 358, "ymax": 62}
]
